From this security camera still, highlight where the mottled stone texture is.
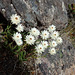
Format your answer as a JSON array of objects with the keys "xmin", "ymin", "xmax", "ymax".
[
  {"xmin": 0, "ymin": 0, "xmax": 69, "ymax": 31},
  {"xmin": 38, "ymin": 33, "xmax": 75, "ymax": 75}
]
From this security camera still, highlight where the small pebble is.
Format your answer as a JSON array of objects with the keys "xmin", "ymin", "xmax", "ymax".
[
  {"xmin": 2, "ymin": 9, "xmax": 5, "ymax": 12},
  {"xmin": 51, "ymin": 63, "xmax": 55, "ymax": 68},
  {"xmin": 11, "ymin": 4, "xmax": 13, "ymax": 6}
]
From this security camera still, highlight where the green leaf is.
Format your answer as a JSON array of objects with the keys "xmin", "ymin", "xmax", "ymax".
[
  {"xmin": 12, "ymin": 45, "xmax": 17, "ymax": 50},
  {"xmin": 72, "ymin": 10, "xmax": 75, "ymax": 13},
  {"xmin": 18, "ymin": 51, "xmax": 26, "ymax": 61},
  {"xmin": 59, "ymin": 52, "xmax": 63, "ymax": 58},
  {"xmin": 16, "ymin": 46, "xmax": 21, "ymax": 52},
  {"xmin": 5, "ymin": 40, "xmax": 8, "ymax": 45},
  {"xmin": 14, "ymin": 52, "xmax": 18, "ymax": 55},
  {"xmin": 68, "ymin": 5, "xmax": 72, "ymax": 10},
  {"xmin": 22, "ymin": 59, "xmax": 27, "ymax": 61},
  {"xmin": 48, "ymin": 45, "xmax": 50, "ymax": 47},
  {"xmin": 19, "ymin": 55, "xmax": 22, "ymax": 61},
  {"xmin": 23, "ymin": 51, "xmax": 26, "ymax": 58},
  {"xmin": 18, "ymin": 51, "xmax": 23, "ymax": 61},
  {"xmin": 21, "ymin": 51, "xmax": 23, "ymax": 57}
]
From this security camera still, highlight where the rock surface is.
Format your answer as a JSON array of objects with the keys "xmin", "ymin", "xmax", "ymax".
[
  {"xmin": 0, "ymin": 0, "xmax": 69, "ymax": 31},
  {"xmin": 37, "ymin": 33, "xmax": 75, "ymax": 75}
]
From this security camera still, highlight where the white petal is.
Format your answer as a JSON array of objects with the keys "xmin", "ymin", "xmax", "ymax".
[
  {"xmin": 48, "ymin": 25, "xmax": 56, "ymax": 32},
  {"xmin": 41, "ymin": 30, "xmax": 49, "ymax": 40},
  {"xmin": 12, "ymin": 32, "xmax": 22, "ymax": 41},
  {"xmin": 25, "ymin": 35, "xmax": 35, "ymax": 45},
  {"xmin": 10, "ymin": 14, "xmax": 21, "ymax": 25},
  {"xmin": 50, "ymin": 41, "xmax": 57, "ymax": 47},
  {"xmin": 35, "ymin": 44, "xmax": 44, "ymax": 54},
  {"xmin": 30, "ymin": 27, "xmax": 40, "ymax": 37},
  {"xmin": 49, "ymin": 48, "xmax": 56, "ymax": 55},
  {"xmin": 41, "ymin": 41, "xmax": 48, "ymax": 49},
  {"xmin": 16, "ymin": 24, "xmax": 24, "ymax": 32},
  {"xmin": 15, "ymin": 39, "xmax": 23, "ymax": 46},
  {"xmin": 51, "ymin": 31, "xmax": 59, "ymax": 39},
  {"xmin": 56, "ymin": 37, "xmax": 63, "ymax": 44}
]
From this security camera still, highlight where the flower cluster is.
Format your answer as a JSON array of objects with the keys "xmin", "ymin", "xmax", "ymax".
[
  {"xmin": 12, "ymin": 32, "xmax": 23, "ymax": 46},
  {"xmin": 11, "ymin": 14, "xmax": 63, "ymax": 55},
  {"xmin": 48, "ymin": 25, "xmax": 63, "ymax": 55},
  {"xmin": 25, "ymin": 25, "xmax": 63, "ymax": 55},
  {"xmin": 11, "ymin": 14, "xmax": 24, "ymax": 46}
]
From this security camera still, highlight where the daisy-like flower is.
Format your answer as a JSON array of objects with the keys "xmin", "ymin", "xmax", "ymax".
[
  {"xmin": 50, "ymin": 41, "xmax": 57, "ymax": 47},
  {"xmin": 56, "ymin": 37, "xmax": 63, "ymax": 44},
  {"xmin": 15, "ymin": 39, "xmax": 23, "ymax": 46},
  {"xmin": 30, "ymin": 27, "xmax": 40, "ymax": 37},
  {"xmin": 41, "ymin": 30, "xmax": 49, "ymax": 40},
  {"xmin": 51, "ymin": 31, "xmax": 59, "ymax": 39},
  {"xmin": 16, "ymin": 24, "xmax": 24, "ymax": 32},
  {"xmin": 49, "ymin": 48, "xmax": 56, "ymax": 55},
  {"xmin": 10, "ymin": 14, "xmax": 21, "ymax": 25},
  {"xmin": 25, "ymin": 35, "xmax": 35, "ymax": 45},
  {"xmin": 41, "ymin": 41, "xmax": 48, "ymax": 49},
  {"xmin": 48, "ymin": 25, "xmax": 56, "ymax": 32},
  {"xmin": 12, "ymin": 32, "xmax": 22, "ymax": 40},
  {"xmin": 35, "ymin": 44, "xmax": 44, "ymax": 54}
]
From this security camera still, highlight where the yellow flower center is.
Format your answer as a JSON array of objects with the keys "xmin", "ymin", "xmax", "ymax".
[
  {"xmin": 53, "ymin": 43, "xmax": 55, "ymax": 45},
  {"xmin": 19, "ymin": 41, "xmax": 21, "ymax": 43},
  {"xmin": 34, "ymin": 31, "xmax": 35, "ymax": 32},
  {"xmin": 58, "ymin": 39, "xmax": 60, "ymax": 41},
  {"xmin": 44, "ymin": 44, "xmax": 46, "ymax": 45},
  {"xmin": 40, "ymin": 47, "xmax": 42, "ymax": 49},
  {"xmin": 54, "ymin": 34, "xmax": 56, "ymax": 36},
  {"xmin": 30, "ymin": 38, "xmax": 32, "ymax": 40},
  {"xmin": 15, "ymin": 17, "xmax": 18, "ymax": 20},
  {"xmin": 51, "ymin": 27, "xmax": 53, "ymax": 29},
  {"xmin": 52, "ymin": 50, "xmax": 54, "ymax": 52},
  {"xmin": 17, "ymin": 36, "xmax": 19, "ymax": 38},
  {"xmin": 44, "ymin": 33, "xmax": 47, "ymax": 36}
]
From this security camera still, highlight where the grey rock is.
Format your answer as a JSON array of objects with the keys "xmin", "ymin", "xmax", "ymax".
[
  {"xmin": 38, "ymin": 32, "xmax": 75, "ymax": 75},
  {"xmin": 0, "ymin": 0, "xmax": 69, "ymax": 31}
]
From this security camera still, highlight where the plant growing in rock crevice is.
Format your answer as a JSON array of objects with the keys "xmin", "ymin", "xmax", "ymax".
[{"xmin": 1, "ymin": 14, "xmax": 63, "ymax": 61}]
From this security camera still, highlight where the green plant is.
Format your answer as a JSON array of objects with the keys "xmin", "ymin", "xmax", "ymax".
[
  {"xmin": 68, "ymin": 4, "xmax": 75, "ymax": 15},
  {"xmin": 0, "ymin": 14, "xmax": 63, "ymax": 62}
]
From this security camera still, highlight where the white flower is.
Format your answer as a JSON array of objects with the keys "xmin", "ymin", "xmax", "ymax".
[
  {"xmin": 49, "ymin": 48, "xmax": 56, "ymax": 55},
  {"xmin": 16, "ymin": 24, "xmax": 24, "ymax": 32},
  {"xmin": 30, "ymin": 27, "xmax": 40, "ymax": 37},
  {"xmin": 41, "ymin": 41, "xmax": 48, "ymax": 49},
  {"xmin": 35, "ymin": 41, "xmax": 40, "ymax": 44},
  {"xmin": 12, "ymin": 32, "xmax": 22, "ymax": 40},
  {"xmin": 25, "ymin": 35, "xmax": 35, "ymax": 45},
  {"xmin": 35, "ymin": 44, "xmax": 44, "ymax": 54},
  {"xmin": 41, "ymin": 30, "xmax": 49, "ymax": 40},
  {"xmin": 15, "ymin": 39, "xmax": 23, "ymax": 46},
  {"xmin": 51, "ymin": 31, "xmax": 59, "ymax": 39},
  {"xmin": 48, "ymin": 25, "xmax": 56, "ymax": 32},
  {"xmin": 56, "ymin": 37, "xmax": 63, "ymax": 44},
  {"xmin": 10, "ymin": 14, "xmax": 21, "ymax": 25},
  {"xmin": 50, "ymin": 41, "xmax": 57, "ymax": 47}
]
